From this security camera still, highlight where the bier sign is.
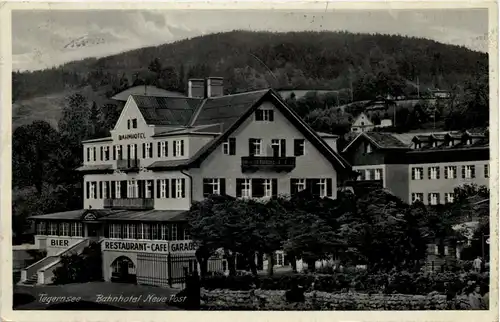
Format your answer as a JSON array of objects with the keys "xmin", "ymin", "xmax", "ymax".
[
  {"xmin": 118, "ymin": 133, "xmax": 146, "ymax": 141},
  {"xmin": 47, "ymin": 238, "xmax": 73, "ymax": 248},
  {"xmin": 102, "ymin": 240, "xmax": 169, "ymax": 254},
  {"xmin": 170, "ymin": 240, "xmax": 197, "ymax": 253}
]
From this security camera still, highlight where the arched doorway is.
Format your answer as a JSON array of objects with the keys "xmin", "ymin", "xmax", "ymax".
[{"xmin": 110, "ymin": 256, "xmax": 136, "ymax": 284}]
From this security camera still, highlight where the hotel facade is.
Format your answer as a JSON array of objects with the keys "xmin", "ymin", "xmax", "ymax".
[{"xmin": 21, "ymin": 77, "xmax": 353, "ymax": 287}]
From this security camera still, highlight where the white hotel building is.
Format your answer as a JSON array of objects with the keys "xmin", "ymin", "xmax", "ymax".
[{"xmin": 22, "ymin": 77, "xmax": 353, "ymax": 287}]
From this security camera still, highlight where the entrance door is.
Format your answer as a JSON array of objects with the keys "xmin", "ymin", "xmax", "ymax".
[{"xmin": 86, "ymin": 224, "xmax": 100, "ymax": 237}]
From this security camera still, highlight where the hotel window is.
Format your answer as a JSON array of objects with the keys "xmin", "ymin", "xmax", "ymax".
[
  {"xmin": 37, "ymin": 222, "xmax": 46, "ymax": 235},
  {"xmin": 294, "ymin": 139, "xmax": 305, "ymax": 156},
  {"xmin": 136, "ymin": 224, "xmax": 144, "ymax": 240},
  {"xmin": 173, "ymin": 178, "xmax": 186, "ymax": 199},
  {"xmin": 263, "ymin": 179, "xmax": 274, "ymax": 198},
  {"xmin": 158, "ymin": 179, "xmax": 169, "ymax": 198},
  {"xmin": 462, "ymin": 165, "xmax": 476, "ymax": 179},
  {"xmin": 428, "ymin": 167, "xmax": 440, "ymax": 180},
  {"xmin": 364, "ymin": 143, "xmax": 372, "ymax": 154},
  {"xmin": 484, "ymin": 164, "xmax": 489, "ymax": 178},
  {"xmin": 365, "ymin": 169, "xmax": 374, "ymax": 181},
  {"xmin": 142, "ymin": 224, "xmax": 151, "ymax": 240},
  {"xmin": 271, "ymin": 139, "xmax": 286, "ymax": 157},
  {"xmin": 318, "ymin": 179, "xmax": 328, "ymax": 198},
  {"xmin": 411, "ymin": 167, "xmax": 423, "ymax": 180},
  {"xmin": 132, "ymin": 118, "xmax": 138, "ymax": 129},
  {"xmin": 411, "ymin": 193, "xmax": 424, "ymax": 203},
  {"xmin": 445, "ymin": 193, "xmax": 455, "ymax": 204},
  {"xmin": 290, "ymin": 179, "xmax": 306, "ymax": 195},
  {"xmin": 249, "ymin": 138, "xmax": 262, "ymax": 156},
  {"xmin": 255, "ymin": 108, "xmax": 274, "ymax": 121},
  {"xmin": 236, "ymin": 179, "xmax": 252, "ymax": 198},
  {"xmin": 115, "ymin": 181, "xmax": 121, "ymax": 199},
  {"xmin": 203, "ymin": 178, "xmax": 226, "ymax": 197},
  {"xmin": 128, "ymin": 144, "xmax": 138, "ymax": 159},
  {"xmin": 60, "ymin": 222, "xmax": 70, "ymax": 237},
  {"xmin": 173, "ymin": 140, "xmax": 185, "ymax": 157},
  {"xmin": 158, "ymin": 141, "xmax": 168, "ymax": 157},
  {"xmin": 445, "ymin": 166, "xmax": 457, "ymax": 179},
  {"xmin": 428, "ymin": 193, "xmax": 440, "ymax": 205},
  {"xmin": 90, "ymin": 182, "xmax": 97, "ymax": 199},
  {"xmin": 86, "ymin": 147, "xmax": 90, "ymax": 162},
  {"xmin": 160, "ymin": 225, "xmax": 170, "ymax": 240},
  {"xmin": 49, "ymin": 222, "xmax": 58, "ymax": 236},
  {"xmin": 151, "ymin": 224, "xmax": 160, "ymax": 240},
  {"xmin": 223, "ymin": 138, "xmax": 236, "ymax": 155},
  {"xmin": 127, "ymin": 180, "xmax": 138, "ymax": 198},
  {"xmin": 71, "ymin": 222, "xmax": 82, "ymax": 237},
  {"xmin": 110, "ymin": 224, "xmax": 121, "ymax": 239},
  {"xmin": 374, "ymin": 169, "xmax": 383, "ymax": 181},
  {"xmin": 93, "ymin": 147, "xmax": 97, "ymax": 161},
  {"xmin": 171, "ymin": 224, "xmax": 178, "ymax": 241},
  {"xmin": 145, "ymin": 180, "xmax": 153, "ymax": 198},
  {"xmin": 143, "ymin": 142, "xmax": 153, "ymax": 159},
  {"xmin": 183, "ymin": 228, "xmax": 191, "ymax": 240},
  {"xmin": 123, "ymin": 224, "xmax": 136, "ymax": 239},
  {"xmin": 102, "ymin": 181, "xmax": 109, "ymax": 199},
  {"xmin": 116, "ymin": 145, "xmax": 123, "ymax": 160}
]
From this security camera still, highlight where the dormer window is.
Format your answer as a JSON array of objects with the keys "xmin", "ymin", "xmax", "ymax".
[
  {"xmin": 132, "ymin": 119, "xmax": 138, "ymax": 129},
  {"xmin": 364, "ymin": 143, "xmax": 372, "ymax": 154},
  {"xmin": 448, "ymin": 140, "xmax": 454, "ymax": 147},
  {"xmin": 255, "ymin": 109, "xmax": 274, "ymax": 122}
]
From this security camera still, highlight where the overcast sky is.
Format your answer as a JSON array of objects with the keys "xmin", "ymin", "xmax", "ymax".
[{"xmin": 12, "ymin": 9, "xmax": 489, "ymax": 71}]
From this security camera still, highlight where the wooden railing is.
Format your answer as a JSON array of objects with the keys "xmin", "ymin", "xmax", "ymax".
[
  {"xmin": 116, "ymin": 159, "xmax": 140, "ymax": 170},
  {"xmin": 241, "ymin": 156, "xmax": 296, "ymax": 172},
  {"xmin": 103, "ymin": 198, "xmax": 154, "ymax": 210}
]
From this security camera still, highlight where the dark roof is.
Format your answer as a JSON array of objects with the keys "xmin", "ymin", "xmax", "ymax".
[
  {"xmin": 99, "ymin": 210, "xmax": 188, "ymax": 222},
  {"xmin": 342, "ymin": 132, "xmax": 410, "ymax": 152},
  {"xmin": 180, "ymin": 89, "xmax": 352, "ymax": 172},
  {"xmin": 29, "ymin": 209, "xmax": 86, "ymax": 220},
  {"xmin": 76, "ymin": 164, "xmax": 114, "ymax": 172},
  {"xmin": 112, "ymin": 86, "xmax": 186, "ymax": 101},
  {"xmin": 146, "ymin": 159, "xmax": 191, "ymax": 170},
  {"xmin": 132, "ymin": 95, "xmax": 202, "ymax": 126},
  {"xmin": 191, "ymin": 90, "xmax": 269, "ymax": 132},
  {"xmin": 82, "ymin": 137, "xmax": 113, "ymax": 144}
]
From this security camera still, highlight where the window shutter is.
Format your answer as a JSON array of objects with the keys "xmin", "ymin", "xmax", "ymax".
[
  {"xmin": 252, "ymin": 179, "xmax": 265, "ymax": 198},
  {"xmin": 327, "ymin": 178, "xmax": 333, "ymax": 197},
  {"xmin": 249, "ymin": 139, "xmax": 254, "ymax": 156},
  {"xmin": 428, "ymin": 168, "xmax": 431, "ymax": 180},
  {"xmin": 203, "ymin": 179, "xmax": 211, "ymax": 197},
  {"xmin": 436, "ymin": 193, "xmax": 440, "ymax": 204},
  {"xmin": 181, "ymin": 178, "xmax": 186, "ymax": 198},
  {"xmin": 437, "ymin": 167, "xmax": 440, "ymax": 179},
  {"xmin": 471, "ymin": 166, "xmax": 476, "ymax": 178},
  {"xmin": 93, "ymin": 147, "xmax": 97, "ymax": 161},
  {"xmin": 255, "ymin": 110, "xmax": 263, "ymax": 121},
  {"xmin": 229, "ymin": 138, "xmax": 236, "ymax": 155},
  {"xmin": 272, "ymin": 179, "xmax": 278, "ymax": 197},
  {"xmin": 121, "ymin": 181, "xmax": 127, "ymax": 198},
  {"xmin": 105, "ymin": 181, "xmax": 110, "ymax": 199},
  {"xmin": 411, "ymin": 168, "xmax": 415, "ymax": 180},
  {"xmin": 290, "ymin": 179, "xmax": 298, "ymax": 196},
  {"xmin": 165, "ymin": 179, "xmax": 170, "ymax": 198},
  {"xmin": 86, "ymin": 182, "xmax": 90, "ymax": 199},
  {"xmin": 171, "ymin": 179, "xmax": 176, "ymax": 198},
  {"xmin": 110, "ymin": 181, "xmax": 115, "ymax": 198},
  {"xmin": 142, "ymin": 143, "xmax": 146, "ymax": 158},
  {"xmin": 156, "ymin": 180, "xmax": 161, "ymax": 198},
  {"xmin": 165, "ymin": 142, "xmax": 168, "ymax": 156},
  {"xmin": 462, "ymin": 166, "xmax": 465, "ymax": 178},
  {"xmin": 127, "ymin": 145, "xmax": 131, "ymax": 160},
  {"xmin": 181, "ymin": 140, "xmax": 185, "ymax": 156},
  {"xmin": 149, "ymin": 143, "xmax": 153, "ymax": 158},
  {"xmin": 173, "ymin": 142, "xmax": 177, "ymax": 157},
  {"xmin": 280, "ymin": 139, "xmax": 286, "ymax": 157},
  {"xmin": 220, "ymin": 178, "xmax": 226, "ymax": 195},
  {"xmin": 149, "ymin": 180, "xmax": 154, "ymax": 198},
  {"xmin": 306, "ymin": 179, "xmax": 314, "ymax": 195},
  {"xmin": 99, "ymin": 182, "xmax": 103, "ymax": 199},
  {"xmin": 100, "ymin": 146, "xmax": 103, "ymax": 161},
  {"xmin": 157, "ymin": 142, "xmax": 161, "ymax": 157},
  {"xmin": 236, "ymin": 179, "xmax": 243, "ymax": 197},
  {"xmin": 269, "ymin": 110, "xmax": 274, "ymax": 121},
  {"xmin": 428, "ymin": 193, "xmax": 431, "ymax": 205},
  {"xmin": 138, "ymin": 180, "xmax": 144, "ymax": 198},
  {"xmin": 87, "ymin": 148, "xmax": 90, "ymax": 162}
]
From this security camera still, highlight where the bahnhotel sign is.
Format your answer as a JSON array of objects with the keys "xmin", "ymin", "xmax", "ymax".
[
  {"xmin": 118, "ymin": 133, "xmax": 146, "ymax": 140},
  {"xmin": 101, "ymin": 239, "xmax": 197, "ymax": 254}
]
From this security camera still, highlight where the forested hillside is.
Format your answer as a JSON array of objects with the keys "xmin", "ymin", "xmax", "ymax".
[{"xmin": 13, "ymin": 30, "xmax": 487, "ymax": 102}]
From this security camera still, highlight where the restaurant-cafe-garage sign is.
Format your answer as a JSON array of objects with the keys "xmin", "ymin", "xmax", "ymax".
[{"xmin": 101, "ymin": 240, "xmax": 197, "ymax": 254}]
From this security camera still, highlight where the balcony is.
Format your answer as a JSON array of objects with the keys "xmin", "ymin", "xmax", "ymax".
[
  {"xmin": 116, "ymin": 159, "xmax": 140, "ymax": 172},
  {"xmin": 241, "ymin": 156, "xmax": 296, "ymax": 173},
  {"xmin": 103, "ymin": 198, "xmax": 154, "ymax": 210}
]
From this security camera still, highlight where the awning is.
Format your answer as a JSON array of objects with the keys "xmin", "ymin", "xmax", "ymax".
[
  {"xmin": 75, "ymin": 164, "xmax": 114, "ymax": 172},
  {"xmin": 29, "ymin": 209, "xmax": 86, "ymax": 221},
  {"xmin": 99, "ymin": 210, "xmax": 188, "ymax": 222},
  {"xmin": 146, "ymin": 160, "xmax": 190, "ymax": 170}
]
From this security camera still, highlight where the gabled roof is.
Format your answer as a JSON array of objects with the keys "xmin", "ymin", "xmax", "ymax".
[
  {"xmin": 132, "ymin": 95, "xmax": 202, "ymax": 126},
  {"xmin": 112, "ymin": 85, "xmax": 186, "ymax": 101},
  {"xmin": 148, "ymin": 89, "xmax": 352, "ymax": 173},
  {"xmin": 342, "ymin": 132, "xmax": 410, "ymax": 153}
]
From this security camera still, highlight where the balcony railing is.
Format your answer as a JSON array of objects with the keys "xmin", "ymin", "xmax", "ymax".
[
  {"xmin": 116, "ymin": 159, "xmax": 140, "ymax": 171},
  {"xmin": 241, "ymin": 156, "xmax": 296, "ymax": 172},
  {"xmin": 103, "ymin": 198, "xmax": 154, "ymax": 210}
]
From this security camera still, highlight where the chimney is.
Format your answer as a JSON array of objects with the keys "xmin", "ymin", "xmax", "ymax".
[
  {"xmin": 188, "ymin": 79, "xmax": 205, "ymax": 98},
  {"xmin": 206, "ymin": 77, "xmax": 224, "ymax": 98}
]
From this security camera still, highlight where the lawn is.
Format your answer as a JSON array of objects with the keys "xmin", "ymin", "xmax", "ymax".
[{"xmin": 13, "ymin": 281, "xmax": 183, "ymax": 310}]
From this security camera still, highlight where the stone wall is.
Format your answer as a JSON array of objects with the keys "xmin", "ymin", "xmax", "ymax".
[{"xmin": 200, "ymin": 288, "xmax": 451, "ymax": 310}]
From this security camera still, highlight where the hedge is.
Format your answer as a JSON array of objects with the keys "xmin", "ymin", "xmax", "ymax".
[{"xmin": 200, "ymin": 271, "xmax": 489, "ymax": 295}]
